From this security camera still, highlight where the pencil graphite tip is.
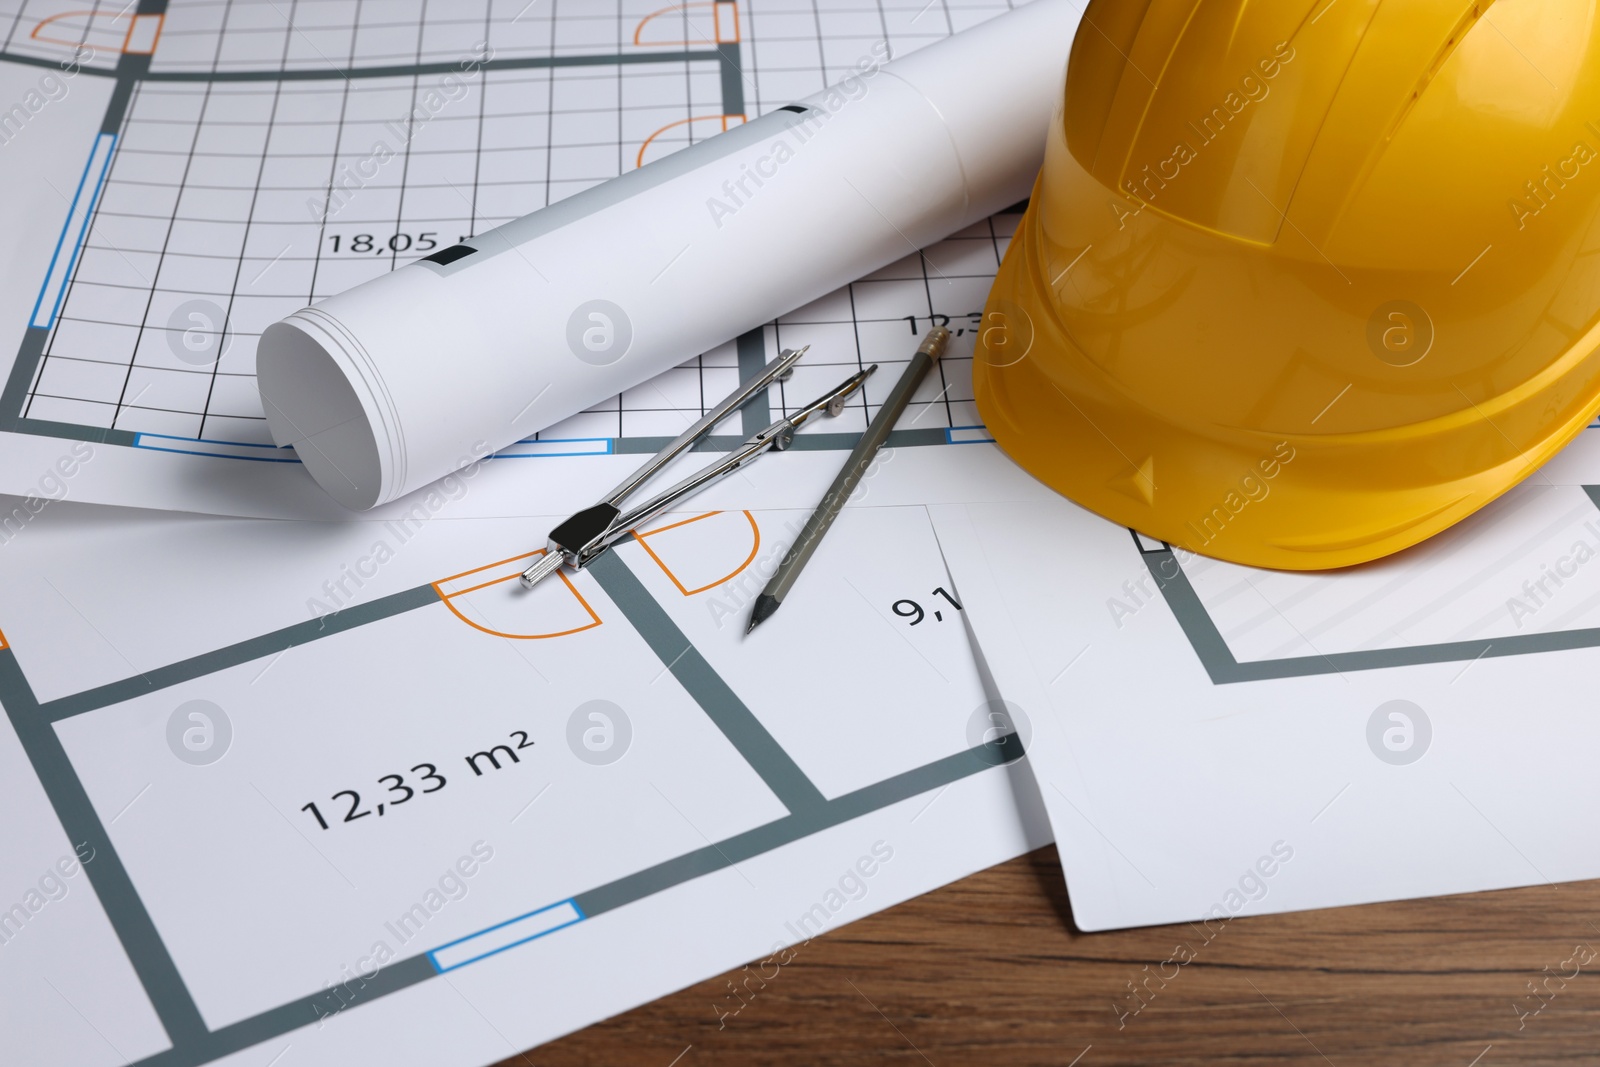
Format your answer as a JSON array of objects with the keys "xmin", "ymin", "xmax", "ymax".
[{"xmin": 746, "ymin": 594, "xmax": 780, "ymax": 634}]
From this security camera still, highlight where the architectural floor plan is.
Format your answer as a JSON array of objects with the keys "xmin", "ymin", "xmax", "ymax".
[
  {"xmin": 0, "ymin": 502, "xmax": 1047, "ymax": 1065},
  {"xmin": 0, "ymin": 0, "xmax": 1024, "ymax": 515}
]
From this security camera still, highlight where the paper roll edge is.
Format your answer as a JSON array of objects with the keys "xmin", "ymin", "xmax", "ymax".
[{"xmin": 258, "ymin": 308, "xmax": 403, "ymax": 511}]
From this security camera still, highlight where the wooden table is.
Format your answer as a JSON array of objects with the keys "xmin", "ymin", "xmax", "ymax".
[{"xmin": 509, "ymin": 847, "xmax": 1599, "ymax": 1066}]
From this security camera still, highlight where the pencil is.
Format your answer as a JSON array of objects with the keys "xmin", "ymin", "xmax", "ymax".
[{"xmin": 746, "ymin": 326, "xmax": 951, "ymax": 633}]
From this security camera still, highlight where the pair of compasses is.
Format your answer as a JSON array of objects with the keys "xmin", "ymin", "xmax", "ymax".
[{"xmin": 520, "ymin": 348, "xmax": 875, "ymax": 590}]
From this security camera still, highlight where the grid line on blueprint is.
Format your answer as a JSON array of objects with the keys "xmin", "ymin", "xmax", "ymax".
[
  {"xmin": 25, "ymin": 8, "xmax": 229, "ymax": 437},
  {"xmin": 14, "ymin": 0, "xmax": 1026, "ymax": 454},
  {"xmin": 299, "ymin": 0, "xmax": 363, "ymax": 365},
  {"xmin": 198, "ymin": 1, "xmax": 301, "ymax": 439},
  {"xmin": 755, "ymin": 211, "xmax": 1018, "ymax": 441}
]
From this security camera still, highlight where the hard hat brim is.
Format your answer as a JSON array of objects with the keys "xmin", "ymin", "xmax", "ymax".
[{"xmin": 974, "ymin": 199, "xmax": 1600, "ymax": 571}]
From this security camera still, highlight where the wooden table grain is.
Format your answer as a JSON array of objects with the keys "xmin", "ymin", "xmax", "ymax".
[{"xmin": 503, "ymin": 847, "xmax": 1600, "ymax": 1066}]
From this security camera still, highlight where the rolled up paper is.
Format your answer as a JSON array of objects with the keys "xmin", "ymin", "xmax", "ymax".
[{"xmin": 256, "ymin": 0, "xmax": 1081, "ymax": 509}]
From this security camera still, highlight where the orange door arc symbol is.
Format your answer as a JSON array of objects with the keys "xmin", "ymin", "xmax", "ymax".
[
  {"xmin": 33, "ymin": 11, "xmax": 163, "ymax": 55},
  {"xmin": 633, "ymin": 1, "xmax": 740, "ymax": 47},
  {"xmin": 633, "ymin": 511, "xmax": 761, "ymax": 595},
  {"xmin": 433, "ymin": 551, "xmax": 602, "ymax": 639},
  {"xmin": 636, "ymin": 114, "xmax": 745, "ymax": 169}
]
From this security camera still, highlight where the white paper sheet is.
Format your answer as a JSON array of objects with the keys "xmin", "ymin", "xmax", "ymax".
[
  {"xmin": 0, "ymin": 0, "xmax": 1066, "ymax": 519},
  {"xmin": 930, "ymin": 486, "xmax": 1600, "ymax": 932},
  {"xmin": 0, "ymin": 498, "xmax": 1047, "ymax": 1066}
]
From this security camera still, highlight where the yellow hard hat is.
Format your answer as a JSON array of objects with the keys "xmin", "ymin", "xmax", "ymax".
[{"xmin": 976, "ymin": 0, "xmax": 1600, "ymax": 570}]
